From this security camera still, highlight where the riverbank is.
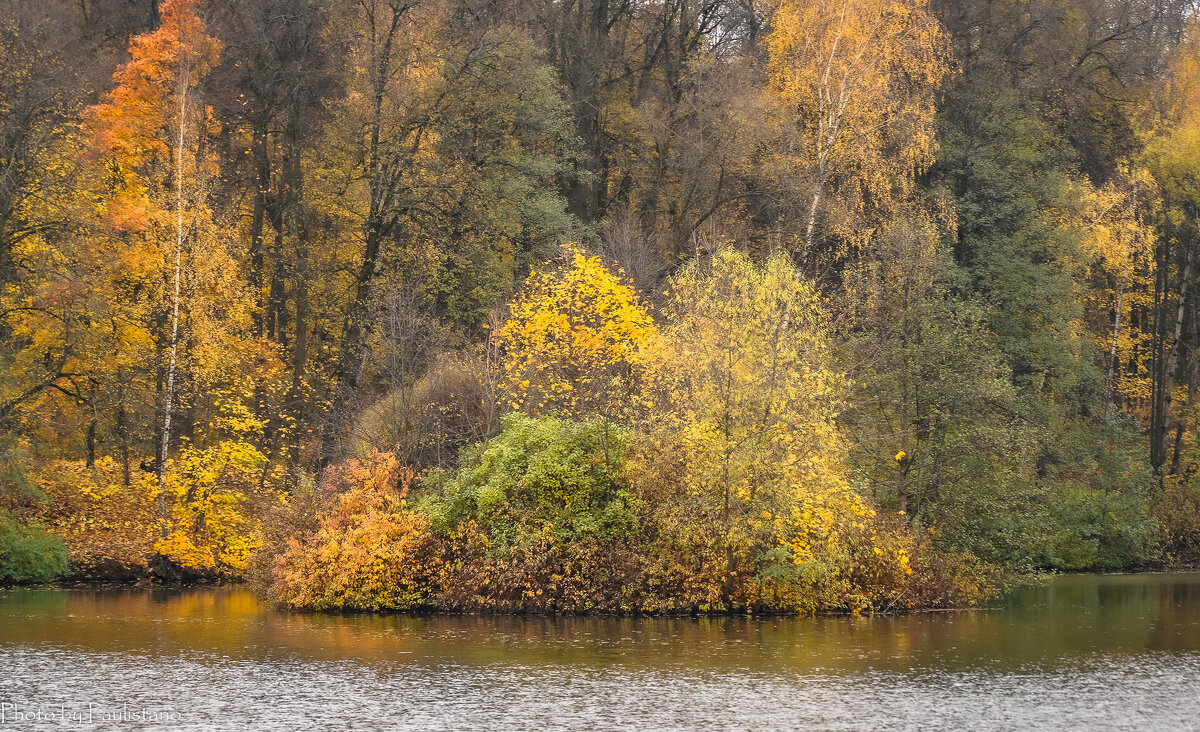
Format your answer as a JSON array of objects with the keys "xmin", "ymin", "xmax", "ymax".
[
  {"xmin": 10, "ymin": 449, "xmax": 1188, "ymax": 614},
  {"xmin": 17, "ymin": 564, "xmax": 1200, "ymax": 619}
]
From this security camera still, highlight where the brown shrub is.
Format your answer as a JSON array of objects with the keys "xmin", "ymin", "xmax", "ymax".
[{"xmin": 349, "ymin": 349, "xmax": 500, "ymax": 469}]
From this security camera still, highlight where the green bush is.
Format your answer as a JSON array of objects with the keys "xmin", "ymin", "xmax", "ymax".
[
  {"xmin": 1040, "ymin": 482, "xmax": 1154, "ymax": 570},
  {"xmin": 424, "ymin": 413, "xmax": 636, "ymax": 551},
  {"xmin": 0, "ymin": 511, "xmax": 69, "ymax": 583},
  {"xmin": 420, "ymin": 414, "xmax": 650, "ymax": 611}
]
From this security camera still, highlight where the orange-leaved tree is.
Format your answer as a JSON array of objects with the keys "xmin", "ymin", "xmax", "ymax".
[{"xmin": 83, "ymin": 0, "xmax": 277, "ymax": 571}]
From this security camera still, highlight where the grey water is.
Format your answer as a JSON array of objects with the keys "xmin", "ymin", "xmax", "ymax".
[{"xmin": 2, "ymin": 573, "xmax": 1199, "ymax": 730}]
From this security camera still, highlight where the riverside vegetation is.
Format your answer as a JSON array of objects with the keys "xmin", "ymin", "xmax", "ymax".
[{"xmin": 3, "ymin": 0, "xmax": 1200, "ymax": 612}]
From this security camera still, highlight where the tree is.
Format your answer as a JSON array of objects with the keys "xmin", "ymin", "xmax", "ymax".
[
  {"xmin": 70, "ymin": 0, "xmax": 284, "ymax": 571},
  {"xmin": 0, "ymin": 8, "xmax": 80, "ymax": 290},
  {"xmin": 85, "ymin": 0, "xmax": 224, "ymax": 535},
  {"xmin": 209, "ymin": 0, "xmax": 331, "ymax": 471},
  {"xmin": 1067, "ymin": 174, "xmax": 1158, "ymax": 421},
  {"xmin": 497, "ymin": 248, "xmax": 655, "ymax": 420},
  {"xmin": 318, "ymin": 5, "xmax": 578, "ymax": 461},
  {"xmin": 766, "ymin": 0, "xmax": 950, "ymax": 258},
  {"xmin": 632, "ymin": 247, "xmax": 869, "ymax": 607},
  {"xmin": 536, "ymin": 0, "xmax": 765, "ymax": 261}
]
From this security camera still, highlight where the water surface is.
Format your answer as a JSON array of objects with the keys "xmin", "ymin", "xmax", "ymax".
[{"xmin": 2, "ymin": 573, "xmax": 1199, "ymax": 730}]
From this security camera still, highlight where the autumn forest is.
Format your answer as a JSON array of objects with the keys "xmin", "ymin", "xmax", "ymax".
[{"xmin": 3, "ymin": 0, "xmax": 1200, "ymax": 613}]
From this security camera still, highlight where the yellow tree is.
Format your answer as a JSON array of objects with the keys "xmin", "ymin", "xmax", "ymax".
[
  {"xmin": 85, "ymin": 0, "xmax": 223, "ymax": 525},
  {"xmin": 632, "ymin": 247, "xmax": 875, "ymax": 608},
  {"xmin": 766, "ymin": 0, "xmax": 950, "ymax": 254},
  {"xmin": 1066, "ymin": 175, "xmax": 1158, "ymax": 420},
  {"xmin": 497, "ymin": 248, "xmax": 655, "ymax": 420}
]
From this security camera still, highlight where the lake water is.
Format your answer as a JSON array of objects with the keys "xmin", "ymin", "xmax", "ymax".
[{"xmin": 1, "ymin": 573, "xmax": 1199, "ymax": 730}]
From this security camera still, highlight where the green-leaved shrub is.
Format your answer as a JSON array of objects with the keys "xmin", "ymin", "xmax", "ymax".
[
  {"xmin": 425, "ymin": 413, "xmax": 636, "ymax": 549},
  {"xmin": 0, "ymin": 511, "xmax": 69, "ymax": 583}
]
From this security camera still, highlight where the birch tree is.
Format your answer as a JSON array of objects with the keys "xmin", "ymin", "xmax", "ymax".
[
  {"xmin": 766, "ymin": 0, "xmax": 949, "ymax": 256},
  {"xmin": 84, "ymin": 0, "xmax": 225, "ymax": 533}
]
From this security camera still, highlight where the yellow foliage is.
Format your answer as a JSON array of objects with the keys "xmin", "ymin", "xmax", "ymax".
[
  {"xmin": 154, "ymin": 389, "xmax": 281, "ymax": 572},
  {"xmin": 766, "ymin": 0, "xmax": 950, "ymax": 250},
  {"xmin": 30, "ymin": 459, "xmax": 160, "ymax": 574},
  {"xmin": 497, "ymin": 247, "xmax": 655, "ymax": 419},
  {"xmin": 632, "ymin": 246, "xmax": 875, "ymax": 608},
  {"xmin": 1068, "ymin": 173, "xmax": 1158, "ymax": 413}
]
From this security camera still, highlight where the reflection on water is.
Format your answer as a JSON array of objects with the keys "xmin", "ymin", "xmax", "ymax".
[{"xmin": 1, "ymin": 574, "xmax": 1199, "ymax": 730}]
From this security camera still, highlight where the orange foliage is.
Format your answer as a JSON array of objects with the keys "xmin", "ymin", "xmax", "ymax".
[
  {"xmin": 270, "ymin": 454, "xmax": 442, "ymax": 611},
  {"xmin": 85, "ymin": 0, "xmax": 221, "ymax": 233}
]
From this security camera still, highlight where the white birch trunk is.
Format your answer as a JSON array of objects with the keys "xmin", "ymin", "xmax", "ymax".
[{"xmin": 158, "ymin": 68, "xmax": 189, "ymax": 538}]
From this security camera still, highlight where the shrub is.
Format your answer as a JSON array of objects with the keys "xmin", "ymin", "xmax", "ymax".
[
  {"xmin": 1154, "ymin": 474, "xmax": 1200, "ymax": 566},
  {"xmin": 27, "ymin": 458, "xmax": 159, "ymax": 577},
  {"xmin": 350, "ymin": 348, "xmax": 500, "ymax": 469},
  {"xmin": 0, "ymin": 510, "xmax": 69, "ymax": 583},
  {"xmin": 269, "ymin": 454, "xmax": 442, "ymax": 611},
  {"xmin": 423, "ymin": 413, "xmax": 642, "ymax": 611},
  {"xmin": 156, "ymin": 440, "xmax": 276, "ymax": 574},
  {"xmin": 425, "ymin": 413, "xmax": 636, "ymax": 549}
]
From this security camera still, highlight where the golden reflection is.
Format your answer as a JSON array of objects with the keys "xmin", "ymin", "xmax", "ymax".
[{"xmin": 2, "ymin": 573, "xmax": 1199, "ymax": 672}]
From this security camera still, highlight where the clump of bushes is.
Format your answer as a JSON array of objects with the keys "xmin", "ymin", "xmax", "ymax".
[
  {"xmin": 350, "ymin": 348, "xmax": 501, "ymax": 469},
  {"xmin": 266, "ymin": 416, "xmax": 648, "ymax": 613},
  {"xmin": 265, "ymin": 414, "xmax": 988, "ymax": 613},
  {"xmin": 424, "ymin": 413, "xmax": 646, "ymax": 612},
  {"xmin": 426, "ymin": 413, "xmax": 635, "ymax": 549},
  {"xmin": 1154, "ymin": 474, "xmax": 1200, "ymax": 566},
  {"xmin": 28, "ymin": 450, "xmax": 275, "ymax": 580},
  {"xmin": 262, "ymin": 248, "xmax": 1000, "ymax": 614}
]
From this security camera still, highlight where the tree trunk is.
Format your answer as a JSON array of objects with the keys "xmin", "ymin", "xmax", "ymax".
[
  {"xmin": 803, "ymin": 184, "xmax": 823, "ymax": 253},
  {"xmin": 267, "ymin": 225, "xmax": 288, "ymax": 345},
  {"xmin": 320, "ymin": 227, "xmax": 382, "ymax": 463},
  {"xmin": 85, "ymin": 403, "xmax": 97, "ymax": 469},
  {"xmin": 158, "ymin": 67, "xmax": 189, "ymax": 538},
  {"xmin": 116, "ymin": 371, "xmax": 130, "ymax": 487},
  {"xmin": 320, "ymin": 0, "xmax": 415, "ymax": 463},
  {"xmin": 286, "ymin": 98, "xmax": 308, "ymax": 474},
  {"xmin": 249, "ymin": 122, "xmax": 269, "ymax": 335},
  {"xmin": 1171, "ymin": 307, "xmax": 1199, "ymax": 475},
  {"xmin": 1104, "ymin": 282, "xmax": 1125, "ymax": 420},
  {"xmin": 1156, "ymin": 244, "xmax": 1193, "ymax": 473}
]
